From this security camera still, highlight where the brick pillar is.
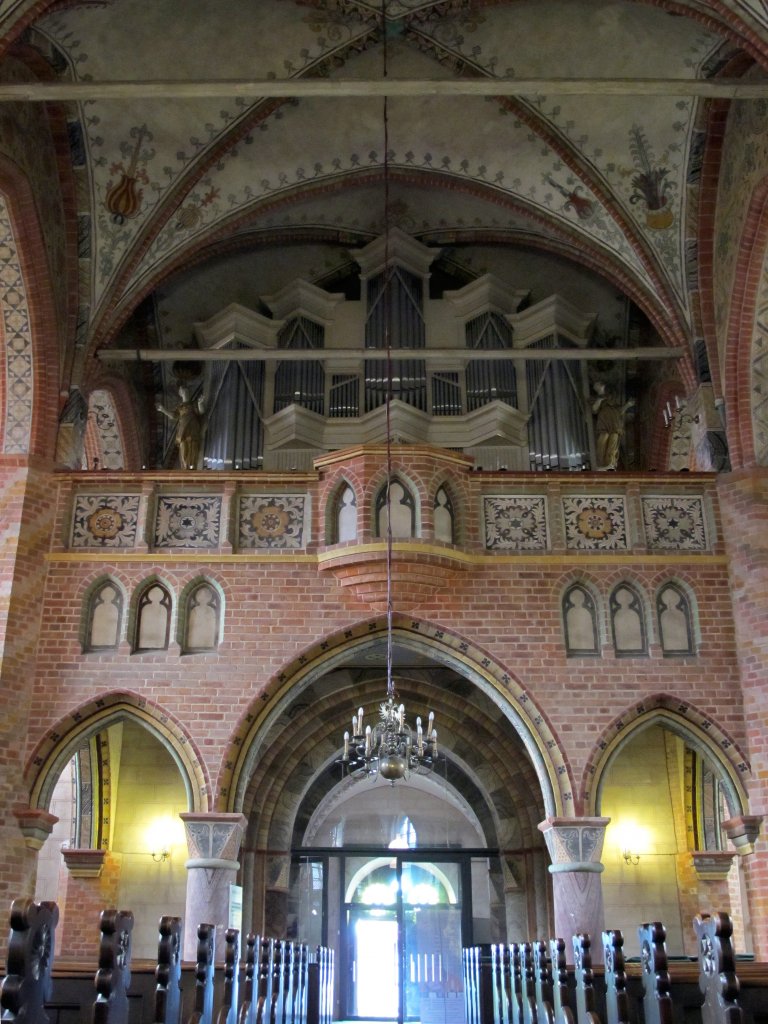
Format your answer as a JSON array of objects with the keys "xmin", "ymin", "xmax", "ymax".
[
  {"xmin": 180, "ymin": 812, "xmax": 247, "ymax": 960},
  {"xmin": 57, "ymin": 850, "xmax": 121, "ymax": 959},
  {"xmin": 691, "ymin": 852, "xmax": 735, "ymax": 917},
  {"xmin": 0, "ymin": 457, "xmax": 57, "ymax": 946},
  {"xmin": 718, "ymin": 469, "xmax": 768, "ymax": 958},
  {"xmin": 538, "ymin": 817, "xmax": 610, "ymax": 962}
]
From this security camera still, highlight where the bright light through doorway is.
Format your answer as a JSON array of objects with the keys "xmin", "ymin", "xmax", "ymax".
[{"xmin": 354, "ymin": 917, "xmax": 399, "ymax": 1019}]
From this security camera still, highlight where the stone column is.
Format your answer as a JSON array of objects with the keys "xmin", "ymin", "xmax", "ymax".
[
  {"xmin": 538, "ymin": 816, "xmax": 610, "ymax": 961},
  {"xmin": 180, "ymin": 812, "xmax": 247, "ymax": 960}
]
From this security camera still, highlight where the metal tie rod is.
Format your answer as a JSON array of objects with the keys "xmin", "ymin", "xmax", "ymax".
[{"xmin": 98, "ymin": 346, "xmax": 683, "ymax": 363}]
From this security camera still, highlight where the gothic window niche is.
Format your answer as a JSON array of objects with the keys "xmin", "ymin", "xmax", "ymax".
[
  {"xmin": 433, "ymin": 485, "xmax": 455, "ymax": 544},
  {"xmin": 84, "ymin": 578, "xmax": 124, "ymax": 652},
  {"xmin": 133, "ymin": 581, "xmax": 172, "ymax": 653},
  {"xmin": 656, "ymin": 582, "xmax": 695, "ymax": 656},
  {"xmin": 562, "ymin": 583, "xmax": 600, "ymax": 657},
  {"xmin": 333, "ymin": 483, "xmax": 358, "ymax": 544},
  {"xmin": 181, "ymin": 580, "xmax": 222, "ymax": 654},
  {"xmin": 610, "ymin": 582, "xmax": 648, "ymax": 657},
  {"xmin": 375, "ymin": 478, "xmax": 416, "ymax": 539}
]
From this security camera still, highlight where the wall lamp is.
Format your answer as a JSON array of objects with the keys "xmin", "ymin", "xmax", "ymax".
[
  {"xmin": 622, "ymin": 848, "xmax": 640, "ymax": 866},
  {"xmin": 151, "ymin": 847, "xmax": 171, "ymax": 863}
]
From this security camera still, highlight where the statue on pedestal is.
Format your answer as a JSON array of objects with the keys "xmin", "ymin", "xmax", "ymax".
[
  {"xmin": 156, "ymin": 385, "xmax": 205, "ymax": 470},
  {"xmin": 592, "ymin": 381, "xmax": 634, "ymax": 471}
]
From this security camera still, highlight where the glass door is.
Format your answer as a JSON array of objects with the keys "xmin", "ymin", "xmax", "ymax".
[
  {"xmin": 401, "ymin": 860, "xmax": 465, "ymax": 1024},
  {"xmin": 343, "ymin": 855, "xmax": 467, "ymax": 1024}
]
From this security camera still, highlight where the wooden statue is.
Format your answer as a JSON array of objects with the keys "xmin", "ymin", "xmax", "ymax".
[
  {"xmin": 93, "ymin": 908, "xmax": 134, "ymax": 1024},
  {"xmin": 0, "ymin": 898, "xmax": 59, "ymax": 1024}
]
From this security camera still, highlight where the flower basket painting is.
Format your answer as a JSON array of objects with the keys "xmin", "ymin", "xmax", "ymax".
[{"xmin": 628, "ymin": 125, "xmax": 674, "ymax": 230}]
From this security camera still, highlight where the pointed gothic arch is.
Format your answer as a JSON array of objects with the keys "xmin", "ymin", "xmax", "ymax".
[
  {"xmin": 581, "ymin": 693, "xmax": 751, "ymax": 818},
  {"xmin": 217, "ymin": 613, "xmax": 573, "ymax": 819},
  {"xmin": 24, "ymin": 690, "xmax": 210, "ymax": 814}
]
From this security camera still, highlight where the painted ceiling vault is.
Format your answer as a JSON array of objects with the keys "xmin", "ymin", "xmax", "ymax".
[{"xmin": 1, "ymin": 0, "xmax": 768, "ymax": 463}]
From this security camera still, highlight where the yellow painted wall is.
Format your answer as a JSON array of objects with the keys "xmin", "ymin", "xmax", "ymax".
[
  {"xmin": 110, "ymin": 720, "xmax": 188, "ymax": 957},
  {"xmin": 600, "ymin": 726, "xmax": 687, "ymax": 954}
]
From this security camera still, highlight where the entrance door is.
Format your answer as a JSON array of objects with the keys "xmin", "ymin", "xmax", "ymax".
[{"xmin": 343, "ymin": 855, "xmax": 467, "ymax": 1024}]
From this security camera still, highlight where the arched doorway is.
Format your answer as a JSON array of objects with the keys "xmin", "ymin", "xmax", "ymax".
[
  {"xmin": 291, "ymin": 775, "xmax": 487, "ymax": 1023},
  {"xmin": 227, "ymin": 619, "xmax": 561, "ymax": 1021}
]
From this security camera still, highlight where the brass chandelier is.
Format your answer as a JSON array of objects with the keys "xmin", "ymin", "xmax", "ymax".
[{"xmin": 339, "ymin": 0, "xmax": 438, "ymax": 784}]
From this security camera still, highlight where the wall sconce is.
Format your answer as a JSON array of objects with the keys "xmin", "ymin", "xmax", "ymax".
[
  {"xmin": 151, "ymin": 847, "xmax": 170, "ymax": 863},
  {"xmin": 622, "ymin": 848, "xmax": 640, "ymax": 866}
]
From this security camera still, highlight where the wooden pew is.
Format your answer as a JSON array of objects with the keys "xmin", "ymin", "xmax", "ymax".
[
  {"xmin": 637, "ymin": 922, "xmax": 673, "ymax": 1024},
  {"xmin": 601, "ymin": 930, "xmax": 630, "ymax": 1024},
  {"xmin": 92, "ymin": 908, "xmax": 134, "ymax": 1024},
  {"xmin": 532, "ymin": 939, "xmax": 556, "ymax": 1024},
  {"xmin": 154, "ymin": 915, "xmax": 183, "ymax": 1024},
  {"xmin": 549, "ymin": 938, "xmax": 576, "ymax": 1024},
  {"xmin": 238, "ymin": 933, "xmax": 258, "ymax": 1024},
  {"xmin": 694, "ymin": 914, "xmax": 743, "ymax": 1024},
  {"xmin": 215, "ymin": 929, "xmax": 240, "ymax": 1024},
  {"xmin": 0, "ymin": 898, "xmax": 59, "ymax": 1024},
  {"xmin": 518, "ymin": 943, "xmax": 538, "ymax": 1024},
  {"xmin": 572, "ymin": 933, "xmax": 601, "ymax": 1024},
  {"xmin": 256, "ymin": 937, "xmax": 274, "ymax": 1024},
  {"xmin": 186, "ymin": 922, "xmax": 215, "ymax": 1024},
  {"xmin": 509, "ymin": 944, "xmax": 523, "ymax": 1024}
]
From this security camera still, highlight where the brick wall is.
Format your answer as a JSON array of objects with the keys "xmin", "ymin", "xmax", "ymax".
[
  {"xmin": 718, "ymin": 467, "xmax": 768, "ymax": 958},
  {"xmin": 0, "ymin": 454, "xmax": 758, "ymax": 955}
]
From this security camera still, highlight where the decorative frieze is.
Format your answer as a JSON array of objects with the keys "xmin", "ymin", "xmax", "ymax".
[
  {"xmin": 154, "ymin": 495, "xmax": 222, "ymax": 549},
  {"xmin": 483, "ymin": 495, "xmax": 548, "ymax": 551},
  {"xmin": 71, "ymin": 494, "xmax": 141, "ymax": 548},
  {"xmin": 237, "ymin": 494, "xmax": 309, "ymax": 550},
  {"xmin": 641, "ymin": 495, "xmax": 709, "ymax": 550},
  {"xmin": 562, "ymin": 495, "xmax": 628, "ymax": 551}
]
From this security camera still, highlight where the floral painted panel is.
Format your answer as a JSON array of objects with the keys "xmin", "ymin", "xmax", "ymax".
[
  {"xmin": 562, "ymin": 495, "xmax": 628, "ymax": 551},
  {"xmin": 483, "ymin": 495, "xmax": 548, "ymax": 551},
  {"xmin": 641, "ymin": 496, "xmax": 708, "ymax": 551},
  {"xmin": 71, "ymin": 494, "xmax": 140, "ymax": 548},
  {"xmin": 153, "ymin": 495, "xmax": 221, "ymax": 549},
  {"xmin": 238, "ymin": 494, "xmax": 308, "ymax": 550}
]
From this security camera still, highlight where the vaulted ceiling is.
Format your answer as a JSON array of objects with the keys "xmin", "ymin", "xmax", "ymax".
[{"xmin": 2, "ymin": 0, "xmax": 768, "ymax": 445}]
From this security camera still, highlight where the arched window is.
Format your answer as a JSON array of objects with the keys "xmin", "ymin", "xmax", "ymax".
[
  {"xmin": 334, "ymin": 484, "xmax": 358, "ymax": 543},
  {"xmin": 84, "ymin": 579, "xmax": 123, "ymax": 651},
  {"xmin": 375, "ymin": 479, "xmax": 416, "ymax": 538},
  {"xmin": 433, "ymin": 486, "xmax": 454, "ymax": 544},
  {"xmin": 562, "ymin": 584, "xmax": 599, "ymax": 656},
  {"xmin": 134, "ymin": 582, "xmax": 172, "ymax": 652},
  {"xmin": 610, "ymin": 583, "xmax": 647, "ymax": 656},
  {"xmin": 657, "ymin": 583, "xmax": 695, "ymax": 656},
  {"xmin": 181, "ymin": 581, "xmax": 221, "ymax": 653}
]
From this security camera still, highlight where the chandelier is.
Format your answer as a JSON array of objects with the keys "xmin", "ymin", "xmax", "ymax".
[{"xmin": 339, "ymin": 0, "xmax": 438, "ymax": 784}]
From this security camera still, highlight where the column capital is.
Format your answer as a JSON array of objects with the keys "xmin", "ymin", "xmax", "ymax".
[
  {"xmin": 180, "ymin": 812, "xmax": 247, "ymax": 870},
  {"xmin": 722, "ymin": 815, "xmax": 763, "ymax": 856},
  {"xmin": 538, "ymin": 816, "xmax": 611, "ymax": 873},
  {"xmin": 691, "ymin": 850, "xmax": 736, "ymax": 881},
  {"xmin": 61, "ymin": 848, "xmax": 106, "ymax": 878},
  {"xmin": 13, "ymin": 805, "xmax": 58, "ymax": 851}
]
